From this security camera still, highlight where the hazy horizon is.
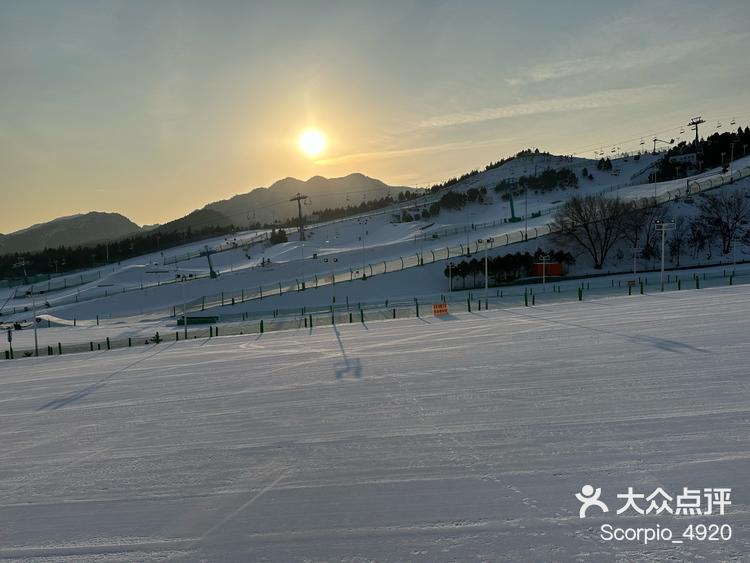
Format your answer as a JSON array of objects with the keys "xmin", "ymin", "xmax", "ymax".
[{"xmin": 2, "ymin": 0, "xmax": 749, "ymax": 232}]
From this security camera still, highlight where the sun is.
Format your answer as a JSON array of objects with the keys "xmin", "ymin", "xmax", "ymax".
[{"xmin": 298, "ymin": 129, "xmax": 326, "ymax": 157}]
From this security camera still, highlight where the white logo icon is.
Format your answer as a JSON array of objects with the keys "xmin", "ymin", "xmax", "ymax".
[{"xmin": 576, "ymin": 485, "xmax": 609, "ymax": 518}]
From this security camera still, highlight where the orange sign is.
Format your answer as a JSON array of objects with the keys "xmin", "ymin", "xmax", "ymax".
[{"xmin": 432, "ymin": 303, "xmax": 449, "ymax": 316}]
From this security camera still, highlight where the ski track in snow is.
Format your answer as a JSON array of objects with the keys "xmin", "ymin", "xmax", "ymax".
[{"xmin": 0, "ymin": 286, "xmax": 749, "ymax": 561}]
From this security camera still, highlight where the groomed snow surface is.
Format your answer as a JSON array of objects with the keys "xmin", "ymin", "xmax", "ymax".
[{"xmin": 1, "ymin": 285, "xmax": 748, "ymax": 561}]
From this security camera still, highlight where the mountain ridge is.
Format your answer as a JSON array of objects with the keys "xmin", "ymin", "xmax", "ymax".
[{"xmin": 1, "ymin": 173, "xmax": 416, "ymax": 255}]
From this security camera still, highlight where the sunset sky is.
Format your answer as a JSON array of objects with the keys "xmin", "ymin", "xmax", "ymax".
[{"xmin": 1, "ymin": 0, "xmax": 749, "ymax": 232}]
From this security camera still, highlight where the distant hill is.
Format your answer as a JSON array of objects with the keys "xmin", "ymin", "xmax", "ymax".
[
  {"xmin": 151, "ymin": 208, "xmax": 234, "ymax": 234},
  {"xmin": 204, "ymin": 173, "xmax": 414, "ymax": 227},
  {"xmin": 0, "ymin": 212, "xmax": 141, "ymax": 255},
  {"xmin": 0, "ymin": 174, "xmax": 415, "ymax": 257}
]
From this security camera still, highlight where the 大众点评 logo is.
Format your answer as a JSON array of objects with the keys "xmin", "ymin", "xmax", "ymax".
[{"xmin": 575, "ymin": 485, "xmax": 731, "ymax": 518}]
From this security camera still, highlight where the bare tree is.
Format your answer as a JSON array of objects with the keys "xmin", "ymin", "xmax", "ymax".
[
  {"xmin": 621, "ymin": 200, "xmax": 666, "ymax": 262},
  {"xmin": 697, "ymin": 189, "xmax": 750, "ymax": 254},
  {"xmin": 668, "ymin": 217, "xmax": 688, "ymax": 267},
  {"xmin": 553, "ymin": 195, "xmax": 629, "ymax": 269},
  {"xmin": 687, "ymin": 217, "xmax": 714, "ymax": 260}
]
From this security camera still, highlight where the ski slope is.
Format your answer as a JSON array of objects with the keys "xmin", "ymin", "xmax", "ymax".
[
  {"xmin": 1, "ymin": 286, "xmax": 748, "ymax": 561},
  {"xmin": 3, "ymin": 153, "xmax": 749, "ymax": 323}
]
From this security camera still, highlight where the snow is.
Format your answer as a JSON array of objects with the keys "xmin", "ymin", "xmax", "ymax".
[
  {"xmin": 1, "ymin": 285, "xmax": 748, "ymax": 561},
  {"xmin": 2, "ymin": 154, "xmax": 748, "ymax": 326}
]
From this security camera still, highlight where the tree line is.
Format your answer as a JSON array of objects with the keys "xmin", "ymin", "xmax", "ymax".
[
  {"xmin": 553, "ymin": 189, "xmax": 750, "ymax": 270},
  {"xmin": 444, "ymin": 249, "xmax": 574, "ymax": 288}
]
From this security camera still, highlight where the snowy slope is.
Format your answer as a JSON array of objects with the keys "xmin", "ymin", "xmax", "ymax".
[
  {"xmin": 1, "ymin": 286, "xmax": 748, "ymax": 561},
  {"xmin": 3, "ymin": 153, "xmax": 749, "ymax": 322}
]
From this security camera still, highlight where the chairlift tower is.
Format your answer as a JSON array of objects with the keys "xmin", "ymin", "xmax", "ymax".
[
  {"xmin": 290, "ymin": 193, "xmax": 308, "ymax": 241},
  {"xmin": 204, "ymin": 245, "xmax": 218, "ymax": 278},
  {"xmin": 13, "ymin": 257, "xmax": 29, "ymax": 283},
  {"xmin": 688, "ymin": 116, "xmax": 705, "ymax": 170}
]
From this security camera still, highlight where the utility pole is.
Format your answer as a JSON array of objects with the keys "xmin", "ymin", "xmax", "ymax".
[
  {"xmin": 524, "ymin": 183, "xmax": 528, "ymax": 241},
  {"xmin": 655, "ymin": 220, "xmax": 675, "ymax": 289},
  {"xmin": 481, "ymin": 238, "xmax": 494, "ymax": 302},
  {"xmin": 290, "ymin": 193, "xmax": 308, "ymax": 241},
  {"xmin": 358, "ymin": 218, "xmax": 368, "ymax": 279},
  {"xmin": 25, "ymin": 290, "xmax": 41, "ymax": 356},
  {"xmin": 540, "ymin": 254, "xmax": 550, "ymax": 292},
  {"xmin": 525, "ymin": 165, "xmax": 536, "ymax": 241}
]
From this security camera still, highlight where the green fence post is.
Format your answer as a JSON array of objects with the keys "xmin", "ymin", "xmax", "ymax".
[
  {"xmin": 360, "ymin": 309, "xmax": 365, "ymax": 323},
  {"xmin": 468, "ymin": 297, "xmax": 472, "ymax": 312},
  {"xmin": 349, "ymin": 312, "xmax": 353, "ymax": 323},
  {"xmin": 524, "ymin": 290, "xmax": 528, "ymax": 307},
  {"xmin": 309, "ymin": 314, "xmax": 313, "ymax": 328},
  {"xmin": 578, "ymin": 287, "xmax": 583, "ymax": 301},
  {"xmin": 128, "ymin": 337, "xmax": 132, "ymax": 347},
  {"xmin": 260, "ymin": 319, "xmax": 264, "ymax": 333},
  {"xmin": 392, "ymin": 308, "xmax": 396, "ymax": 319},
  {"xmin": 678, "ymin": 279, "xmax": 681, "ymax": 290},
  {"xmin": 106, "ymin": 337, "xmax": 110, "ymax": 350},
  {"xmin": 640, "ymin": 282, "xmax": 644, "ymax": 295},
  {"xmin": 628, "ymin": 284, "xmax": 632, "ymax": 296},
  {"xmin": 532, "ymin": 294, "xmax": 535, "ymax": 306},
  {"xmin": 696, "ymin": 277, "xmax": 700, "ymax": 289}
]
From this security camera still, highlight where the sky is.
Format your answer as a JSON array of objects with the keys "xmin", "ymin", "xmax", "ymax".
[{"xmin": 1, "ymin": 0, "xmax": 749, "ymax": 233}]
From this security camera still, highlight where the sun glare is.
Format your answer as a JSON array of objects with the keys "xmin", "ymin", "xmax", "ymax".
[{"xmin": 298, "ymin": 129, "xmax": 326, "ymax": 157}]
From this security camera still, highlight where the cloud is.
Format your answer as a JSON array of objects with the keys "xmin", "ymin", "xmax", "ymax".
[
  {"xmin": 314, "ymin": 138, "xmax": 502, "ymax": 166},
  {"xmin": 416, "ymin": 85, "xmax": 671, "ymax": 129},
  {"xmin": 505, "ymin": 41, "xmax": 699, "ymax": 86},
  {"xmin": 505, "ymin": 32, "xmax": 749, "ymax": 87}
]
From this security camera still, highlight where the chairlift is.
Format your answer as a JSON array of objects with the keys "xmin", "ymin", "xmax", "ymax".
[
  {"xmin": 640, "ymin": 138, "xmax": 645, "ymax": 146},
  {"xmin": 730, "ymin": 118, "xmax": 736, "ymax": 126},
  {"xmin": 716, "ymin": 121, "xmax": 722, "ymax": 129},
  {"xmin": 680, "ymin": 127, "xmax": 685, "ymax": 134}
]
